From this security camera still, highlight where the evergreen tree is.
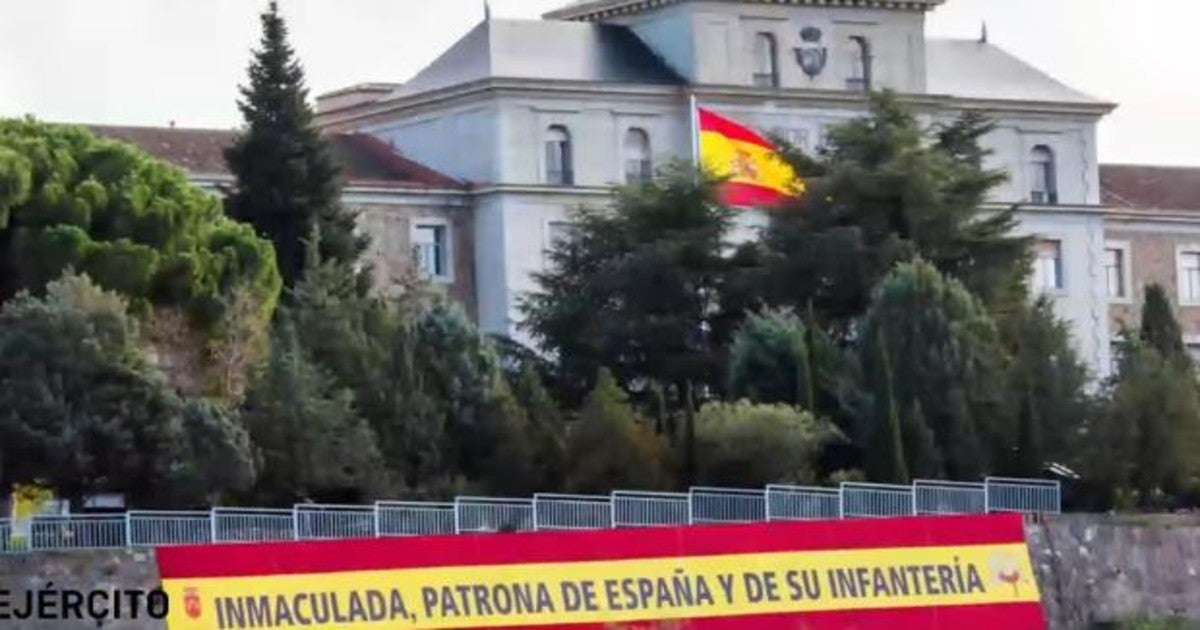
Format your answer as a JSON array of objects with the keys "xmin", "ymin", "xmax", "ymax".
[
  {"xmin": 513, "ymin": 363, "xmax": 567, "ymax": 489},
  {"xmin": 1084, "ymin": 336, "xmax": 1200, "ymax": 508},
  {"xmin": 856, "ymin": 259, "xmax": 1009, "ymax": 480},
  {"xmin": 224, "ymin": 1, "xmax": 367, "ymax": 289},
  {"xmin": 1000, "ymin": 297, "xmax": 1093, "ymax": 477},
  {"xmin": 1140, "ymin": 283, "xmax": 1188, "ymax": 365},
  {"xmin": 521, "ymin": 161, "xmax": 735, "ymax": 402},
  {"xmin": 761, "ymin": 92, "xmax": 1030, "ymax": 334},
  {"xmin": 241, "ymin": 318, "xmax": 384, "ymax": 504},
  {"xmin": 564, "ymin": 369, "xmax": 674, "ymax": 493}
]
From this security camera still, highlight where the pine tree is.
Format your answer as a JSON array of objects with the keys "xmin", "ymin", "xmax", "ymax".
[
  {"xmin": 762, "ymin": 92, "xmax": 1030, "ymax": 334},
  {"xmin": 225, "ymin": 1, "xmax": 367, "ymax": 289}
]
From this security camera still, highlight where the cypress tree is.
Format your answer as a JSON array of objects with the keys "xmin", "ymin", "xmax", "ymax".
[
  {"xmin": 1140, "ymin": 283, "xmax": 1188, "ymax": 365},
  {"xmin": 225, "ymin": 1, "xmax": 368, "ymax": 290}
]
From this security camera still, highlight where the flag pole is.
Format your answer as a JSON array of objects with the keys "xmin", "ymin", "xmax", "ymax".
[{"xmin": 689, "ymin": 91, "xmax": 700, "ymax": 168}]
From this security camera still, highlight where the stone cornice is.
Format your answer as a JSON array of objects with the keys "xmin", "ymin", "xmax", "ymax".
[
  {"xmin": 543, "ymin": 0, "xmax": 944, "ymax": 22},
  {"xmin": 317, "ymin": 78, "xmax": 1114, "ymax": 131}
]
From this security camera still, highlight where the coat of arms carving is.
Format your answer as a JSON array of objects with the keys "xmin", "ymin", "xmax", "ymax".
[{"xmin": 795, "ymin": 26, "xmax": 828, "ymax": 78}]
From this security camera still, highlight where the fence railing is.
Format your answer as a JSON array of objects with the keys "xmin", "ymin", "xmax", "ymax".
[{"xmin": 0, "ymin": 477, "xmax": 1061, "ymax": 553}]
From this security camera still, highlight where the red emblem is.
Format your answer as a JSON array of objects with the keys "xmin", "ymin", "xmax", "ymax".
[{"xmin": 184, "ymin": 587, "xmax": 202, "ymax": 619}]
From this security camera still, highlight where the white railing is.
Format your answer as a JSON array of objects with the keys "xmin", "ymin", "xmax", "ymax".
[
  {"xmin": 0, "ymin": 477, "xmax": 1062, "ymax": 553},
  {"xmin": 611, "ymin": 491, "xmax": 689, "ymax": 528},
  {"xmin": 376, "ymin": 501, "xmax": 454, "ymax": 537},
  {"xmin": 985, "ymin": 477, "xmax": 1062, "ymax": 514},
  {"xmin": 689, "ymin": 487, "xmax": 766, "ymax": 524},
  {"xmin": 840, "ymin": 482, "xmax": 915, "ymax": 519},
  {"xmin": 454, "ymin": 497, "xmax": 535, "ymax": 533},
  {"xmin": 914, "ymin": 479, "xmax": 987, "ymax": 516},
  {"xmin": 533, "ymin": 494, "xmax": 612, "ymax": 531},
  {"xmin": 765, "ymin": 485, "xmax": 841, "ymax": 521}
]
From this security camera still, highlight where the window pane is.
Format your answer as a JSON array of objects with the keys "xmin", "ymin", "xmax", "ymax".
[
  {"xmin": 1105, "ymin": 248, "xmax": 1124, "ymax": 297},
  {"xmin": 1035, "ymin": 240, "xmax": 1062, "ymax": 290},
  {"xmin": 1184, "ymin": 252, "xmax": 1200, "ymax": 301},
  {"xmin": 753, "ymin": 33, "xmax": 778, "ymax": 87},
  {"xmin": 413, "ymin": 225, "xmax": 446, "ymax": 277}
]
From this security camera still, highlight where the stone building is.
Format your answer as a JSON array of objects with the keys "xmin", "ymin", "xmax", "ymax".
[{"xmin": 87, "ymin": 0, "xmax": 1200, "ymax": 381}]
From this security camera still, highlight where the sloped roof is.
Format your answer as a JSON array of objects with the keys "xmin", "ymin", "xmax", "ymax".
[
  {"xmin": 1101, "ymin": 164, "xmax": 1200, "ymax": 211},
  {"xmin": 391, "ymin": 18, "xmax": 682, "ymax": 98},
  {"xmin": 926, "ymin": 39, "xmax": 1108, "ymax": 105},
  {"xmin": 86, "ymin": 125, "xmax": 463, "ymax": 189},
  {"xmin": 545, "ymin": 0, "xmax": 945, "ymax": 21}
]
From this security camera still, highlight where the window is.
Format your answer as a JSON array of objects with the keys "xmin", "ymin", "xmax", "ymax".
[
  {"xmin": 752, "ymin": 33, "xmax": 779, "ymax": 88},
  {"xmin": 846, "ymin": 36, "xmax": 871, "ymax": 91},
  {"xmin": 771, "ymin": 127, "xmax": 810, "ymax": 151},
  {"xmin": 623, "ymin": 128, "xmax": 652, "ymax": 183},
  {"xmin": 412, "ymin": 221, "xmax": 450, "ymax": 281},
  {"xmin": 1179, "ymin": 250, "xmax": 1200, "ymax": 303},
  {"xmin": 1104, "ymin": 247, "xmax": 1126, "ymax": 298},
  {"xmin": 545, "ymin": 125, "xmax": 574, "ymax": 185},
  {"xmin": 1034, "ymin": 239, "xmax": 1063, "ymax": 291},
  {"xmin": 1030, "ymin": 145, "xmax": 1058, "ymax": 204}
]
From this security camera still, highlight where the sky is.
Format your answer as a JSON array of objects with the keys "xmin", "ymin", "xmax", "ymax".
[{"xmin": 1, "ymin": 0, "xmax": 1196, "ymax": 166}]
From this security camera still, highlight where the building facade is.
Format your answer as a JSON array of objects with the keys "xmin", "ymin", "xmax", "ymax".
[
  {"xmin": 314, "ymin": 0, "xmax": 1119, "ymax": 375},
  {"xmin": 88, "ymin": 0, "xmax": 1200, "ymax": 382}
]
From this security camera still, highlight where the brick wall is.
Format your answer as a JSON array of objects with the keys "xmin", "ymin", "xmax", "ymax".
[
  {"xmin": 1107, "ymin": 230, "xmax": 1200, "ymax": 338},
  {"xmin": 356, "ymin": 202, "xmax": 477, "ymax": 320}
]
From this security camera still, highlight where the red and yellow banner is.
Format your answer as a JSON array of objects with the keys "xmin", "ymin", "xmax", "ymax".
[
  {"xmin": 157, "ymin": 514, "xmax": 1044, "ymax": 629},
  {"xmin": 698, "ymin": 107, "xmax": 803, "ymax": 208}
]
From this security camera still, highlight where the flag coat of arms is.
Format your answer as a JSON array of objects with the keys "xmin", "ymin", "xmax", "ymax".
[{"xmin": 696, "ymin": 106, "xmax": 804, "ymax": 208}]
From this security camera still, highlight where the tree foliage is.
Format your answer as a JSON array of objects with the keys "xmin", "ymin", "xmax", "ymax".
[
  {"xmin": 522, "ymin": 161, "xmax": 736, "ymax": 399},
  {"xmin": 1140, "ymin": 283, "xmax": 1188, "ymax": 365},
  {"xmin": 564, "ymin": 369, "xmax": 674, "ymax": 493},
  {"xmin": 1082, "ymin": 337, "xmax": 1200, "ymax": 508},
  {"xmin": 0, "ymin": 273, "xmax": 255, "ymax": 506},
  {"xmin": 224, "ymin": 1, "xmax": 367, "ymax": 289},
  {"xmin": 857, "ymin": 260, "xmax": 1009, "ymax": 481},
  {"xmin": 694, "ymin": 401, "xmax": 832, "ymax": 487},
  {"xmin": 761, "ymin": 92, "xmax": 1030, "ymax": 334},
  {"xmin": 241, "ymin": 318, "xmax": 384, "ymax": 504},
  {"xmin": 0, "ymin": 118, "xmax": 280, "ymax": 328},
  {"xmin": 1000, "ymin": 297, "xmax": 1093, "ymax": 477}
]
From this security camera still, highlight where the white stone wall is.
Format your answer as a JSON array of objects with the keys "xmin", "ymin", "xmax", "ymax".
[{"xmin": 613, "ymin": 1, "xmax": 928, "ymax": 92}]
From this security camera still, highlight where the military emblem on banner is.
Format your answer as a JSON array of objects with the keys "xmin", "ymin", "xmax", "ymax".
[
  {"xmin": 183, "ymin": 587, "xmax": 202, "ymax": 619},
  {"xmin": 795, "ymin": 27, "xmax": 828, "ymax": 78}
]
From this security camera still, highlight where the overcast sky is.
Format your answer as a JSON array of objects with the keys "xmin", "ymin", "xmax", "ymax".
[{"xmin": 1, "ymin": 0, "xmax": 1196, "ymax": 166}]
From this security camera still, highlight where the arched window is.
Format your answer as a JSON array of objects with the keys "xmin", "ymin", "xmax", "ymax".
[
  {"xmin": 752, "ymin": 33, "xmax": 779, "ymax": 88},
  {"xmin": 545, "ymin": 125, "xmax": 574, "ymax": 185},
  {"xmin": 1030, "ymin": 145, "xmax": 1058, "ymax": 204},
  {"xmin": 623, "ymin": 128, "xmax": 652, "ymax": 183},
  {"xmin": 847, "ymin": 36, "xmax": 872, "ymax": 91}
]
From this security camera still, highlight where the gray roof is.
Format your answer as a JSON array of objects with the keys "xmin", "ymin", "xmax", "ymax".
[
  {"xmin": 391, "ymin": 19, "xmax": 682, "ymax": 98},
  {"xmin": 545, "ymin": 0, "xmax": 945, "ymax": 21},
  {"xmin": 926, "ymin": 39, "xmax": 1106, "ymax": 105}
]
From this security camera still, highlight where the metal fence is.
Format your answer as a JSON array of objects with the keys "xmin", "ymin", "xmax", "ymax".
[
  {"xmin": 765, "ymin": 485, "xmax": 841, "ymax": 521},
  {"xmin": 611, "ymin": 491, "xmax": 689, "ymax": 528},
  {"xmin": 0, "ymin": 477, "xmax": 1061, "ymax": 553},
  {"xmin": 913, "ymin": 480, "xmax": 987, "ymax": 516},
  {"xmin": 840, "ymin": 482, "xmax": 915, "ymax": 519}
]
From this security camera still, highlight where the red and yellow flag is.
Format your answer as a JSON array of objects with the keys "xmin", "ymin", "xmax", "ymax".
[{"xmin": 698, "ymin": 107, "xmax": 804, "ymax": 208}]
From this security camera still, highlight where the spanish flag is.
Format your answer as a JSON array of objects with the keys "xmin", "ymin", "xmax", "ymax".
[{"xmin": 697, "ymin": 107, "xmax": 803, "ymax": 208}]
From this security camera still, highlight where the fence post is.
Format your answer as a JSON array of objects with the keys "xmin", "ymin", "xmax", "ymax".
[
  {"xmin": 911, "ymin": 485, "xmax": 919, "ymax": 516},
  {"xmin": 209, "ymin": 510, "xmax": 218, "ymax": 543},
  {"xmin": 453, "ymin": 499, "xmax": 461, "ymax": 535},
  {"xmin": 837, "ymin": 484, "xmax": 845, "ymax": 520},
  {"xmin": 292, "ymin": 508, "xmax": 300, "ymax": 540},
  {"xmin": 124, "ymin": 512, "xmax": 133, "ymax": 548},
  {"xmin": 984, "ymin": 480, "xmax": 992, "ymax": 514},
  {"xmin": 686, "ymin": 490, "xmax": 694, "ymax": 526},
  {"xmin": 372, "ymin": 504, "xmax": 381, "ymax": 538}
]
